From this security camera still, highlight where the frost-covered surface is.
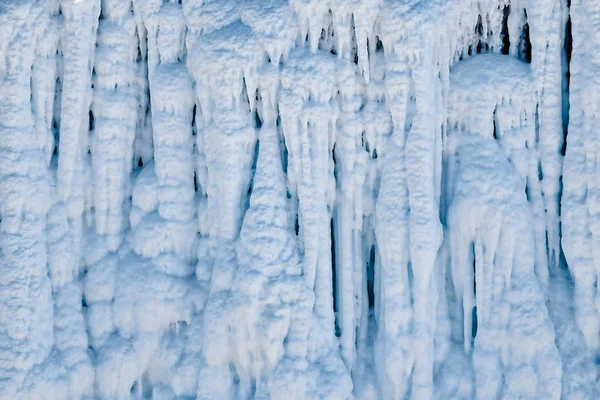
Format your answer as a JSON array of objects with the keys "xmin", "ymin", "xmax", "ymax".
[{"xmin": 0, "ymin": 0, "xmax": 598, "ymax": 399}]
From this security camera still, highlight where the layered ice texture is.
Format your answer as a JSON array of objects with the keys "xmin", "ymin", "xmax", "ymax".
[{"xmin": 0, "ymin": 0, "xmax": 598, "ymax": 398}]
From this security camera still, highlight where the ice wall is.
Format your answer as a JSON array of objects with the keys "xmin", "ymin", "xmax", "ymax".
[{"xmin": 0, "ymin": 0, "xmax": 598, "ymax": 399}]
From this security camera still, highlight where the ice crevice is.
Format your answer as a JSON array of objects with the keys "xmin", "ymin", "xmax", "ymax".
[{"xmin": 0, "ymin": 0, "xmax": 598, "ymax": 398}]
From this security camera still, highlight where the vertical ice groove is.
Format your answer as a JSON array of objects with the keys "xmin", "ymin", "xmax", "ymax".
[
  {"xmin": 528, "ymin": 0, "xmax": 566, "ymax": 274},
  {"xmin": 562, "ymin": 0, "xmax": 600, "ymax": 353},
  {"xmin": 56, "ymin": 0, "xmax": 100, "ymax": 206},
  {"xmin": 333, "ymin": 57, "xmax": 381, "ymax": 377},
  {"xmin": 0, "ymin": 2, "xmax": 65, "ymax": 398}
]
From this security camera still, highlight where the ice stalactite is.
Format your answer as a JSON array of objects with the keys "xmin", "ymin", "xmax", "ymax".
[
  {"xmin": 374, "ymin": 128, "xmax": 413, "ymax": 400},
  {"xmin": 31, "ymin": 2, "xmax": 60, "ymax": 167},
  {"xmin": 1, "ymin": 0, "xmax": 600, "ymax": 398},
  {"xmin": 0, "ymin": 3, "xmax": 53, "ymax": 397},
  {"xmin": 186, "ymin": 12, "xmax": 262, "ymax": 397},
  {"xmin": 278, "ymin": 49, "xmax": 355, "ymax": 400},
  {"xmin": 56, "ymin": 0, "xmax": 100, "ymax": 247},
  {"xmin": 562, "ymin": 0, "xmax": 600, "ymax": 354},
  {"xmin": 91, "ymin": 0, "xmax": 138, "ymax": 249},
  {"xmin": 92, "ymin": 2, "xmax": 201, "ymax": 399},
  {"xmin": 333, "ymin": 58, "xmax": 368, "ymax": 374},
  {"xmin": 447, "ymin": 133, "xmax": 561, "ymax": 400},
  {"xmin": 527, "ymin": 0, "xmax": 566, "ymax": 275},
  {"xmin": 204, "ymin": 113, "xmax": 307, "ymax": 398},
  {"xmin": 0, "ymin": 1, "xmax": 94, "ymax": 398},
  {"xmin": 49, "ymin": 7, "xmax": 100, "ymax": 392},
  {"xmin": 446, "ymin": 54, "xmax": 546, "ymax": 287}
]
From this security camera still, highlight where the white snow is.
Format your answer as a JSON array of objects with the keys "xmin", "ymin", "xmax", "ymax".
[{"xmin": 0, "ymin": 0, "xmax": 599, "ymax": 399}]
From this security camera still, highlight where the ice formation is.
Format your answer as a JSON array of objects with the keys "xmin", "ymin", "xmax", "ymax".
[{"xmin": 0, "ymin": 0, "xmax": 598, "ymax": 398}]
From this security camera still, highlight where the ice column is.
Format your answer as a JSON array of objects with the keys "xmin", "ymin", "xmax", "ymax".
[
  {"xmin": 91, "ymin": 0, "xmax": 139, "ymax": 249},
  {"xmin": 0, "ymin": 2, "xmax": 53, "ymax": 397},
  {"xmin": 562, "ymin": 0, "xmax": 600, "ymax": 352},
  {"xmin": 56, "ymin": 0, "xmax": 100, "ymax": 260}
]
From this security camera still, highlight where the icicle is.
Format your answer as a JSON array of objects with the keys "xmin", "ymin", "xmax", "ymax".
[{"xmin": 92, "ymin": 0, "xmax": 138, "ymax": 248}]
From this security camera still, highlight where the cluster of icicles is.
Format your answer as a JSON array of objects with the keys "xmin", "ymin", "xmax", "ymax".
[{"xmin": 0, "ymin": 0, "xmax": 598, "ymax": 399}]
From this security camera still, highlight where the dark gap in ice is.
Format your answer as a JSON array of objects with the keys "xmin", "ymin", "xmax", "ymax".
[
  {"xmin": 52, "ymin": 77, "xmax": 62, "ymax": 145},
  {"xmin": 350, "ymin": 14, "xmax": 359, "ymax": 65},
  {"xmin": 493, "ymin": 107, "xmax": 498, "ymax": 139},
  {"xmin": 88, "ymin": 110, "xmax": 95, "ymax": 131},
  {"xmin": 331, "ymin": 216, "xmax": 341, "ymax": 338},
  {"xmin": 367, "ymin": 245, "xmax": 375, "ymax": 309},
  {"xmin": 138, "ymin": 157, "xmax": 143, "ymax": 167},
  {"xmin": 253, "ymin": 107, "xmax": 262, "ymax": 129},
  {"xmin": 565, "ymin": 13, "xmax": 573, "ymax": 75},
  {"xmin": 501, "ymin": 5, "xmax": 511, "ymax": 55},
  {"xmin": 545, "ymin": 230, "xmax": 552, "ymax": 269},
  {"xmin": 471, "ymin": 242, "xmax": 477, "ymax": 337},
  {"xmin": 562, "ymin": 11, "xmax": 572, "ymax": 157},
  {"xmin": 520, "ymin": 11, "xmax": 532, "ymax": 63},
  {"xmin": 246, "ymin": 139, "xmax": 260, "ymax": 198},
  {"xmin": 476, "ymin": 14, "xmax": 484, "ymax": 36},
  {"xmin": 471, "ymin": 242, "xmax": 476, "ymax": 296},
  {"xmin": 278, "ymin": 114, "xmax": 288, "ymax": 174},
  {"xmin": 475, "ymin": 14, "xmax": 485, "ymax": 53},
  {"xmin": 194, "ymin": 171, "xmax": 198, "ymax": 192},
  {"xmin": 472, "ymin": 306, "xmax": 478, "ymax": 339},
  {"xmin": 144, "ymin": 28, "xmax": 149, "ymax": 62},
  {"xmin": 331, "ymin": 144, "xmax": 341, "ymax": 337},
  {"xmin": 376, "ymin": 36, "xmax": 384, "ymax": 52},
  {"xmin": 241, "ymin": 77, "xmax": 251, "ymax": 113}
]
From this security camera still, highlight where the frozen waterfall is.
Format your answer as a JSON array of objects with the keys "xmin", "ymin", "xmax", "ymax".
[{"xmin": 0, "ymin": 0, "xmax": 598, "ymax": 398}]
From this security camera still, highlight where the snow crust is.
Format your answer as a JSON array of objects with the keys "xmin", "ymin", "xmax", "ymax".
[{"xmin": 0, "ymin": 0, "xmax": 598, "ymax": 399}]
